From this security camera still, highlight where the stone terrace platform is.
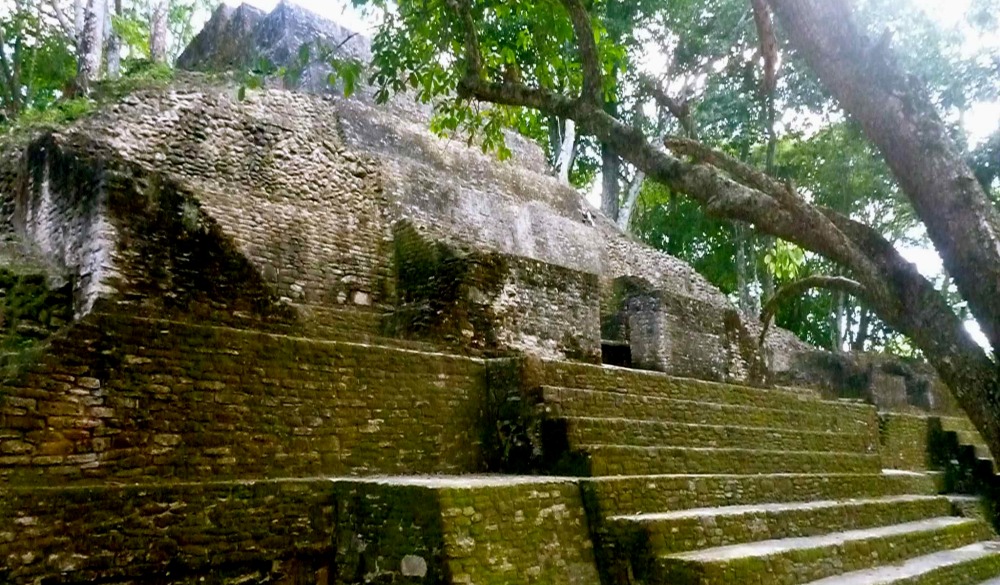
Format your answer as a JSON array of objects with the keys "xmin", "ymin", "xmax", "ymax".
[{"xmin": 0, "ymin": 308, "xmax": 998, "ymax": 584}]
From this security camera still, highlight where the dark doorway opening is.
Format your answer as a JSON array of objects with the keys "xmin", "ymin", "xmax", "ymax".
[{"xmin": 601, "ymin": 340, "xmax": 632, "ymax": 368}]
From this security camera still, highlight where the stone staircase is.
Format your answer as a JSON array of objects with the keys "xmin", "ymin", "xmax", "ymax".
[
  {"xmin": 941, "ymin": 416, "xmax": 997, "ymax": 470},
  {"xmin": 5, "ymin": 306, "xmax": 1000, "ymax": 584},
  {"xmin": 537, "ymin": 361, "xmax": 1000, "ymax": 584}
]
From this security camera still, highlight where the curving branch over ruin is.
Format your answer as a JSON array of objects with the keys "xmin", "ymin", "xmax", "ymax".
[
  {"xmin": 443, "ymin": 0, "xmax": 1000, "ymax": 459},
  {"xmin": 758, "ymin": 276, "xmax": 866, "ymax": 345}
]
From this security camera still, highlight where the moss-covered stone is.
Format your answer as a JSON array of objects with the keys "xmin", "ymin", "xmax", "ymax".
[
  {"xmin": 0, "ymin": 268, "xmax": 72, "ymax": 367},
  {"xmin": 880, "ymin": 413, "xmax": 934, "ymax": 471},
  {"xmin": 387, "ymin": 222, "xmax": 601, "ymax": 362},
  {"xmin": 0, "ymin": 312, "xmax": 490, "ymax": 484},
  {"xmin": 656, "ymin": 518, "xmax": 994, "ymax": 585},
  {"xmin": 437, "ymin": 481, "xmax": 600, "ymax": 585}
]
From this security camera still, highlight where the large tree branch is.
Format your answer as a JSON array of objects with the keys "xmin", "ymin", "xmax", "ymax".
[
  {"xmin": 767, "ymin": 0, "xmax": 1000, "ymax": 460},
  {"xmin": 820, "ymin": 206, "xmax": 1000, "ymax": 457},
  {"xmin": 450, "ymin": 14, "xmax": 1000, "ymax": 456},
  {"xmin": 558, "ymin": 0, "xmax": 604, "ymax": 105},
  {"xmin": 759, "ymin": 276, "xmax": 865, "ymax": 344},
  {"xmin": 769, "ymin": 0, "xmax": 1000, "ymax": 353},
  {"xmin": 665, "ymin": 137, "xmax": 790, "ymax": 203},
  {"xmin": 456, "ymin": 67, "xmax": 967, "ymax": 335},
  {"xmin": 664, "ymin": 136, "xmax": 876, "ymax": 279}
]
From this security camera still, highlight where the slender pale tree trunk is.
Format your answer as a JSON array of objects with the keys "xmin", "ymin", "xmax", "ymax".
[
  {"xmin": 833, "ymin": 290, "xmax": 846, "ymax": 351},
  {"xmin": 556, "ymin": 119, "xmax": 576, "ymax": 184},
  {"xmin": 736, "ymin": 223, "xmax": 759, "ymax": 317},
  {"xmin": 75, "ymin": 0, "xmax": 105, "ymax": 94},
  {"xmin": 601, "ymin": 144, "xmax": 620, "ymax": 221},
  {"xmin": 74, "ymin": 0, "xmax": 85, "ymax": 40},
  {"xmin": 150, "ymin": 0, "xmax": 169, "ymax": 63},
  {"xmin": 106, "ymin": 0, "xmax": 121, "ymax": 79},
  {"xmin": 759, "ymin": 95, "xmax": 778, "ymax": 301},
  {"xmin": 619, "ymin": 106, "xmax": 669, "ymax": 233},
  {"xmin": 617, "ymin": 170, "xmax": 644, "ymax": 232}
]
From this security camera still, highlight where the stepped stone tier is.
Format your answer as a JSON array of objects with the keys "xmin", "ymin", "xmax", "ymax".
[{"xmin": 0, "ymin": 2, "xmax": 998, "ymax": 584}]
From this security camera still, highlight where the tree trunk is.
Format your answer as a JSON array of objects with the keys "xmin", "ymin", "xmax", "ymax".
[
  {"xmin": 106, "ymin": 0, "xmax": 121, "ymax": 79},
  {"xmin": 0, "ymin": 25, "xmax": 22, "ymax": 117},
  {"xmin": 769, "ymin": 0, "xmax": 1000, "ymax": 352},
  {"xmin": 618, "ymin": 170, "xmax": 644, "ymax": 232},
  {"xmin": 852, "ymin": 307, "xmax": 871, "ymax": 352},
  {"xmin": 759, "ymin": 104, "xmax": 777, "ymax": 301},
  {"xmin": 150, "ymin": 0, "xmax": 169, "ymax": 63},
  {"xmin": 75, "ymin": 0, "xmax": 105, "ymax": 95},
  {"xmin": 601, "ymin": 144, "xmax": 620, "ymax": 221},
  {"xmin": 453, "ymin": 0, "xmax": 1000, "ymax": 465},
  {"xmin": 74, "ymin": 0, "xmax": 85, "ymax": 41},
  {"xmin": 833, "ymin": 290, "xmax": 845, "ymax": 351},
  {"xmin": 736, "ymin": 223, "xmax": 757, "ymax": 317},
  {"xmin": 556, "ymin": 119, "xmax": 576, "ymax": 184},
  {"xmin": 769, "ymin": 0, "xmax": 1000, "ymax": 461}
]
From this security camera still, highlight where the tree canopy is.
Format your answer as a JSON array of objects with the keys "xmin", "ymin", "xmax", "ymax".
[{"xmin": 0, "ymin": 0, "xmax": 210, "ymax": 123}]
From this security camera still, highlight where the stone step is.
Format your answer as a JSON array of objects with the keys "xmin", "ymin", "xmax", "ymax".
[
  {"xmin": 774, "ymin": 385, "xmax": 824, "ymax": 399},
  {"xmin": 291, "ymin": 302, "xmax": 385, "ymax": 332},
  {"xmin": 939, "ymin": 416, "xmax": 981, "ymax": 435},
  {"xmin": 542, "ymin": 387, "xmax": 875, "ymax": 436},
  {"xmin": 656, "ymin": 517, "xmax": 993, "ymax": 585},
  {"xmin": 562, "ymin": 416, "xmax": 872, "ymax": 453},
  {"xmin": 582, "ymin": 472, "xmax": 941, "ymax": 517},
  {"xmin": 951, "ymin": 431, "xmax": 995, "ymax": 462},
  {"xmin": 973, "ymin": 445, "xmax": 995, "ymax": 463},
  {"xmin": 956, "ymin": 430, "xmax": 987, "ymax": 446},
  {"xmin": 804, "ymin": 542, "xmax": 1000, "ymax": 584},
  {"xmin": 541, "ymin": 361, "xmax": 875, "ymax": 417},
  {"xmin": 608, "ymin": 495, "xmax": 955, "ymax": 559},
  {"xmin": 582, "ymin": 445, "xmax": 883, "ymax": 476},
  {"xmin": 285, "ymin": 303, "xmax": 448, "ymax": 352}
]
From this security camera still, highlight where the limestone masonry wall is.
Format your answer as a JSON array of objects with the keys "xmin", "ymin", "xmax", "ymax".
[
  {"xmin": 81, "ymin": 89, "xmax": 393, "ymax": 308},
  {"xmin": 18, "ymin": 137, "xmax": 118, "ymax": 316},
  {"xmin": 880, "ymin": 413, "xmax": 932, "ymax": 471},
  {"xmin": 1, "ymin": 479, "xmax": 336, "ymax": 584},
  {"xmin": 12, "ymin": 475, "xmax": 597, "ymax": 585},
  {"xmin": 331, "ymin": 478, "xmax": 600, "ymax": 585},
  {"xmin": 331, "ymin": 480, "xmax": 449, "ymax": 584},
  {"xmin": 0, "ymin": 313, "xmax": 486, "ymax": 484},
  {"xmin": 389, "ymin": 221, "xmax": 601, "ymax": 360},
  {"xmin": 12, "ymin": 135, "xmax": 293, "ymax": 326},
  {"xmin": 437, "ymin": 481, "xmax": 600, "ymax": 584},
  {"xmin": 0, "ymin": 79, "xmax": 873, "ymax": 381},
  {"xmin": 492, "ymin": 257, "xmax": 601, "ymax": 362}
]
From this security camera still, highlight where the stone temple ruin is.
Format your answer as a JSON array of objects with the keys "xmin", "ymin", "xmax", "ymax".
[{"xmin": 1, "ymin": 3, "xmax": 1000, "ymax": 584}]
